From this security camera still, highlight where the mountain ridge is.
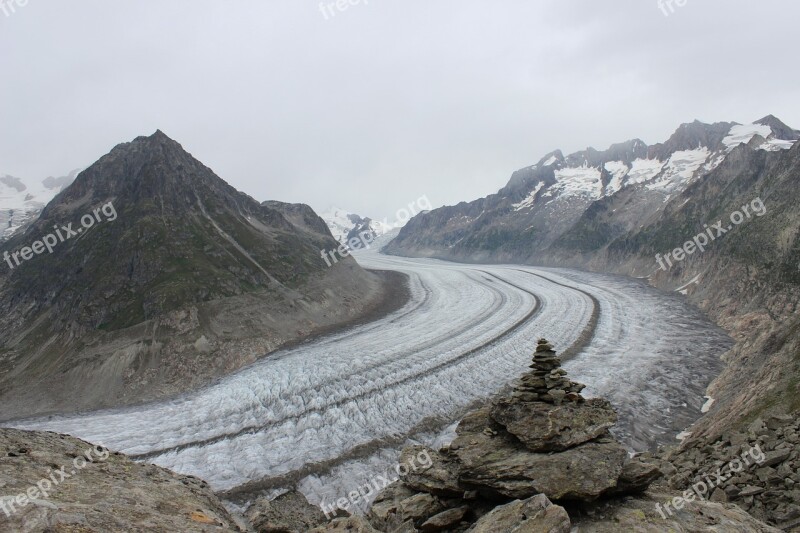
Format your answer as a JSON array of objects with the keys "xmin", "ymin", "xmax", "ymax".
[{"xmin": 385, "ymin": 115, "xmax": 800, "ymax": 446}]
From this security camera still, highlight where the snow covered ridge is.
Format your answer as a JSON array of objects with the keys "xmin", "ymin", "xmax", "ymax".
[
  {"xmin": 320, "ymin": 195, "xmax": 432, "ymax": 245},
  {"xmin": 0, "ymin": 170, "xmax": 80, "ymax": 242},
  {"xmin": 513, "ymin": 118, "xmax": 798, "ymax": 210}
]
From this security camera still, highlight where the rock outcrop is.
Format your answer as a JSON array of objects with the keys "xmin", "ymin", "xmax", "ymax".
[
  {"xmin": 245, "ymin": 491, "xmax": 326, "ymax": 532},
  {"xmin": 570, "ymin": 490, "xmax": 783, "ymax": 532},
  {"xmin": 0, "ymin": 429, "xmax": 240, "ymax": 532}
]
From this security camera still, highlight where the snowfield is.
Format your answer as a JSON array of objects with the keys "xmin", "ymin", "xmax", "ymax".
[{"xmin": 14, "ymin": 250, "xmax": 731, "ymax": 503}]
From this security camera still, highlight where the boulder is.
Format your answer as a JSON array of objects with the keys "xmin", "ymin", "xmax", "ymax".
[
  {"xmin": 245, "ymin": 491, "xmax": 326, "ymax": 532},
  {"xmin": 367, "ymin": 482, "xmax": 417, "ymax": 526},
  {"xmin": 419, "ymin": 506, "xmax": 470, "ymax": 531},
  {"xmin": 466, "ymin": 495, "xmax": 570, "ymax": 533},
  {"xmin": 397, "ymin": 493, "xmax": 446, "ymax": 525},
  {"xmin": 606, "ymin": 458, "xmax": 662, "ymax": 495},
  {"xmin": 400, "ymin": 445, "xmax": 463, "ymax": 497}
]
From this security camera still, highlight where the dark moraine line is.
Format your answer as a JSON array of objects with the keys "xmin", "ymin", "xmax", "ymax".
[{"xmin": 513, "ymin": 268, "xmax": 601, "ymax": 363}]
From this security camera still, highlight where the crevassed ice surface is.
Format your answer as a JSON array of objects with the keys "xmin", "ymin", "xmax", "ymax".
[{"xmin": 14, "ymin": 250, "xmax": 731, "ymax": 501}]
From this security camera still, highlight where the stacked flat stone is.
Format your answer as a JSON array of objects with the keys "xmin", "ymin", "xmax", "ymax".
[{"xmin": 512, "ymin": 339, "xmax": 586, "ymax": 404}]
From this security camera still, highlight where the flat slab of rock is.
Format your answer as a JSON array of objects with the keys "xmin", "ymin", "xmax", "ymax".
[
  {"xmin": 420, "ymin": 506, "xmax": 469, "ymax": 531},
  {"xmin": 467, "ymin": 494, "xmax": 570, "ymax": 533},
  {"xmin": 606, "ymin": 458, "xmax": 662, "ymax": 495},
  {"xmin": 0, "ymin": 429, "xmax": 239, "ymax": 532},
  {"xmin": 245, "ymin": 491, "xmax": 326, "ymax": 532},
  {"xmin": 452, "ymin": 408, "xmax": 627, "ymax": 500},
  {"xmin": 400, "ymin": 445, "xmax": 462, "ymax": 497},
  {"xmin": 491, "ymin": 397, "xmax": 617, "ymax": 452}
]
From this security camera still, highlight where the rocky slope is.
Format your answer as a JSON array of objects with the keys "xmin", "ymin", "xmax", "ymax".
[
  {"xmin": 0, "ymin": 170, "xmax": 79, "ymax": 242},
  {"xmin": 0, "ymin": 131, "xmax": 405, "ymax": 421},
  {"xmin": 657, "ymin": 414, "xmax": 800, "ymax": 530}
]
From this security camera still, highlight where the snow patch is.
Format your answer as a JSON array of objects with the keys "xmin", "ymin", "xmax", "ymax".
[
  {"xmin": 550, "ymin": 165, "xmax": 603, "ymax": 200},
  {"xmin": 646, "ymin": 148, "xmax": 710, "ymax": 194},
  {"xmin": 723, "ymin": 123, "xmax": 772, "ymax": 151},
  {"xmin": 512, "ymin": 182, "xmax": 545, "ymax": 211},
  {"xmin": 701, "ymin": 396, "xmax": 715, "ymax": 413},
  {"xmin": 0, "ymin": 173, "xmax": 76, "ymax": 241},
  {"xmin": 603, "ymin": 161, "xmax": 629, "ymax": 196},
  {"xmin": 676, "ymin": 274, "xmax": 702, "ymax": 293},
  {"xmin": 760, "ymin": 138, "xmax": 795, "ymax": 151},
  {"xmin": 627, "ymin": 158, "xmax": 665, "ymax": 185}
]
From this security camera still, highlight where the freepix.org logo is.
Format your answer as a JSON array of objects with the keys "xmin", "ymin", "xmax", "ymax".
[
  {"xmin": 0, "ymin": 0, "xmax": 29, "ymax": 18},
  {"xmin": 3, "ymin": 202, "xmax": 118, "ymax": 271}
]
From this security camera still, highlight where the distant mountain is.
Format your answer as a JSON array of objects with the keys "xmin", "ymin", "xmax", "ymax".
[
  {"xmin": 0, "ymin": 131, "xmax": 399, "ymax": 420},
  {"xmin": 320, "ymin": 207, "xmax": 397, "ymax": 249},
  {"xmin": 0, "ymin": 169, "xmax": 80, "ymax": 242},
  {"xmin": 386, "ymin": 117, "xmax": 797, "ymax": 263}
]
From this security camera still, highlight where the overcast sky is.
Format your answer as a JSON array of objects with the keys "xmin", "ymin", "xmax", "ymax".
[{"xmin": 1, "ymin": 1, "xmax": 798, "ymax": 220}]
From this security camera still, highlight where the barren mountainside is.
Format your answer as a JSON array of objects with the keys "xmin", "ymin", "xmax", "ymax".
[{"xmin": 0, "ymin": 131, "xmax": 401, "ymax": 421}]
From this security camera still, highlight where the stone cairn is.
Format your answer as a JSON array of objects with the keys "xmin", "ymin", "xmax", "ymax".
[{"xmin": 512, "ymin": 338, "xmax": 586, "ymax": 405}]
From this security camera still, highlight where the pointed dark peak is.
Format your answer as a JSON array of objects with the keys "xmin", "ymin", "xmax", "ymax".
[
  {"xmin": 754, "ymin": 115, "xmax": 800, "ymax": 140},
  {"xmin": 45, "ymin": 130, "xmax": 247, "ymax": 222},
  {"xmin": 130, "ymin": 129, "xmax": 184, "ymax": 149}
]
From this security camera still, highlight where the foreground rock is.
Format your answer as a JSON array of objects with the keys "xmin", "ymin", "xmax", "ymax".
[
  {"xmin": 452, "ymin": 407, "xmax": 629, "ymax": 500},
  {"xmin": 467, "ymin": 495, "xmax": 570, "ymax": 533},
  {"xmin": 245, "ymin": 491, "xmax": 326, "ymax": 532},
  {"xmin": 0, "ymin": 428, "xmax": 240, "ymax": 532},
  {"xmin": 309, "ymin": 515, "xmax": 380, "ymax": 532}
]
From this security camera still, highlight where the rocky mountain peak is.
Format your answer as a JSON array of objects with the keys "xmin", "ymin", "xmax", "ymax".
[{"xmin": 755, "ymin": 114, "xmax": 800, "ymax": 140}]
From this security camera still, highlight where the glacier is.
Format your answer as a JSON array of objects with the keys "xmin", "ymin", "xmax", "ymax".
[{"xmin": 13, "ymin": 248, "xmax": 731, "ymax": 507}]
